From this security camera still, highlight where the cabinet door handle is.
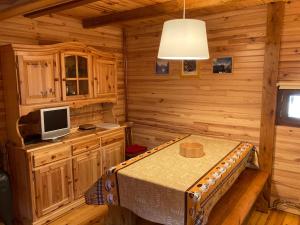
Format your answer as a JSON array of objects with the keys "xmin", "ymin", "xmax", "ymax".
[
  {"xmin": 62, "ymin": 78, "xmax": 66, "ymax": 82},
  {"xmin": 54, "ymin": 78, "xmax": 59, "ymax": 82}
]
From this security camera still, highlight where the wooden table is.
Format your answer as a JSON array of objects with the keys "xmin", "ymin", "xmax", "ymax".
[{"xmin": 86, "ymin": 135, "xmax": 266, "ymax": 225}]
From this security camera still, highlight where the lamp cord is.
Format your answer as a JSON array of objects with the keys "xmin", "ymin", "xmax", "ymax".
[{"xmin": 183, "ymin": 0, "xmax": 186, "ymax": 19}]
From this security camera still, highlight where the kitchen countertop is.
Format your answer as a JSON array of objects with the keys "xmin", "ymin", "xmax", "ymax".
[{"xmin": 21, "ymin": 125, "xmax": 126, "ymax": 152}]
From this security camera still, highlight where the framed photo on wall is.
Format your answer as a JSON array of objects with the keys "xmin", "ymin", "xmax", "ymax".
[
  {"xmin": 155, "ymin": 59, "xmax": 169, "ymax": 75},
  {"xmin": 212, "ymin": 57, "xmax": 233, "ymax": 74},
  {"xmin": 181, "ymin": 60, "xmax": 199, "ymax": 78}
]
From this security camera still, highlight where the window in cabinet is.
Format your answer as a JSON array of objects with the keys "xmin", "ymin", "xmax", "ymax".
[{"xmin": 62, "ymin": 54, "xmax": 91, "ymax": 99}]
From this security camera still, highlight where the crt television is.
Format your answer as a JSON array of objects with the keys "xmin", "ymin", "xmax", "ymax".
[{"xmin": 40, "ymin": 106, "xmax": 70, "ymax": 140}]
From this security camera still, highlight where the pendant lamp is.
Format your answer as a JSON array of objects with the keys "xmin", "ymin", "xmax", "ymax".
[{"xmin": 157, "ymin": 0, "xmax": 209, "ymax": 60}]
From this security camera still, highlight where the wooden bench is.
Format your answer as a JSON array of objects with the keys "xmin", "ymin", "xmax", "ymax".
[{"xmin": 207, "ymin": 168, "xmax": 269, "ymax": 225}]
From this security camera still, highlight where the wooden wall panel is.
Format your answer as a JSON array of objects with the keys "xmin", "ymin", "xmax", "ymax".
[
  {"xmin": 0, "ymin": 14, "xmax": 125, "ymax": 143},
  {"xmin": 272, "ymin": 126, "xmax": 300, "ymax": 215},
  {"xmin": 126, "ymin": 6, "xmax": 266, "ymax": 148},
  {"xmin": 271, "ymin": 0, "xmax": 300, "ymax": 214}
]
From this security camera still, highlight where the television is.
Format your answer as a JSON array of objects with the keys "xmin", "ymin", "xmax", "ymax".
[{"xmin": 40, "ymin": 106, "xmax": 70, "ymax": 140}]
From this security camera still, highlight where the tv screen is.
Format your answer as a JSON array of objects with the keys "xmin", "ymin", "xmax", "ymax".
[
  {"xmin": 41, "ymin": 106, "xmax": 70, "ymax": 140},
  {"xmin": 43, "ymin": 109, "xmax": 68, "ymax": 132}
]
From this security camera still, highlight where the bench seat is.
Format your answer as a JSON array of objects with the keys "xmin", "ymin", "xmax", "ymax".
[{"xmin": 207, "ymin": 168, "xmax": 269, "ymax": 225}]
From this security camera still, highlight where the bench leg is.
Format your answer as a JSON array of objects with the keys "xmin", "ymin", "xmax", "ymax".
[{"xmin": 255, "ymin": 190, "xmax": 269, "ymax": 213}]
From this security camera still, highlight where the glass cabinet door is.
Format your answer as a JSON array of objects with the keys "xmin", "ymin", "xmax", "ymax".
[
  {"xmin": 65, "ymin": 56, "xmax": 76, "ymax": 78},
  {"xmin": 78, "ymin": 56, "xmax": 88, "ymax": 78},
  {"xmin": 63, "ymin": 54, "xmax": 90, "ymax": 98}
]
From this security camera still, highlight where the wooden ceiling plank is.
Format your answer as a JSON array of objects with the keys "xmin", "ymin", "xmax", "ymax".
[
  {"xmin": 82, "ymin": 0, "xmax": 286, "ymax": 28},
  {"xmin": 23, "ymin": 0, "xmax": 100, "ymax": 18},
  {"xmin": 82, "ymin": 0, "xmax": 181, "ymax": 28},
  {"xmin": 0, "ymin": 0, "xmax": 82, "ymax": 21}
]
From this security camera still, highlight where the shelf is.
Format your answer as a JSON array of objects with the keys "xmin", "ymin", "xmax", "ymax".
[{"xmin": 19, "ymin": 95, "xmax": 117, "ymax": 116}]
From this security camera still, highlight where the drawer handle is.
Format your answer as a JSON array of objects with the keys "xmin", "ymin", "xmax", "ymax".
[{"xmin": 51, "ymin": 155, "xmax": 56, "ymax": 160}]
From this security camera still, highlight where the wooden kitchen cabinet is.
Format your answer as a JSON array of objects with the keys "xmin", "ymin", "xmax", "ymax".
[
  {"xmin": 33, "ymin": 159, "xmax": 73, "ymax": 218},
  {"xmin": 17, "ymin": 54, "xmax": 61, "ymax": 105},
  {"xmin": 7, "ymin": 127, "xmax": 125, "ymax": 225},
  {"xmin": 73, "ymin": 150, "xmax": 102, "ymax": 199},
  {"xmin": 1, "ymin": 42, "xmax": 122, "ymax": 225},
  {"xmin": 0, "ymin": 43, "xmax": 117, "ymax": 127},
  {"xmin": 102, "ymin": 141, "xmax": 125, "ymax": 173},
  {"xmin": 93, "ymin": 58, "xmax": 117, "ymax": 98}
]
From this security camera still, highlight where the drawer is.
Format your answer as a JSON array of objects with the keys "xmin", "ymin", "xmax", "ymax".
[
  {"xmin": 72, "ymin": 138, "xmax": 100, "ymax": 155},
  {"xmin": 32, "ymin": 145, "xmax": 71, "ymax": 167},
  {"xmin": 101, "ymin": 130, "xmax": 124, "ymax": 147}
]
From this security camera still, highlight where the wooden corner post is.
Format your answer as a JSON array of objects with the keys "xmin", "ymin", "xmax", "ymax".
[{"xmin": 258, "ymin": 1, "xmax": 285, "ymax": 211}]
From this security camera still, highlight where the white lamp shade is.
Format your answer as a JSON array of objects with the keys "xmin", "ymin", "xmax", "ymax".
[{"xmin": 158, "ymin": 19, "xmax": 209, "ymax": 60}]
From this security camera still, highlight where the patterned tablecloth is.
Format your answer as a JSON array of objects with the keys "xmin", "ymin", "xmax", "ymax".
[{"xmin": 85, "ymin": 135, "xmax": 258, "ymax": 225}]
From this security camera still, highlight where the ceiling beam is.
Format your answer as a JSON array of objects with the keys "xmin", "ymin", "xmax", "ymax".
[
  {"xmin": 82, "ymin": 0, "xmax": 286, "ymax": 28},
  {"xmin": 0, "ymin": 0, "xmax": 94, "ymax": 21},
  {"xmin": 23, "ymin": 0, "xmax": 99, "ymax": 18}
]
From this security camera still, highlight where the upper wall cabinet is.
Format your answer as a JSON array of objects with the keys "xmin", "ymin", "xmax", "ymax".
[
  {"xmin": 17, "ymin": 54, "xmax": 61, "ymax": 105},
  {"xmin": 61, "ymin": 52, "xmax": 93, "ymax": 100},
  {"xmin": 93, "ymin": 57, "xmax": 117, "ymax": 99},
  {"xmin": 0, "ymin": 42, "xmax": 118, "ymax": 118}
]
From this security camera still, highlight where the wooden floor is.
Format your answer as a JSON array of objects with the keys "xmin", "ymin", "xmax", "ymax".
[
  {"xmin": 247, "ymin": 210, "xmax": 300, "ymax": 225},
  {"xmin": 137, "ymin": 210, "xmax": 300, "ymax": 225},
  {"xmin": 49, "ymin": 205, "xmax": 300, "ymax": 225},
  {"xmin": 1, "ymin": 206, "xmax": 299, "ymax": 225}
]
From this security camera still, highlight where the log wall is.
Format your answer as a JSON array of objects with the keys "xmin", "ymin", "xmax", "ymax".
[{"xmin": 126, "ymin": 6, "xmax": 266, "ymax": 147}]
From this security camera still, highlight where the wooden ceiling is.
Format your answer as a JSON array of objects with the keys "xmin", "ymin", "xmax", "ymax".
[
  {"xmin": 0, "ymin": 0, "xmax": 287, "ymax": 28},
  {"xmin": 59, "ymin": 0, "xmax": 171, "ymax": 19}
]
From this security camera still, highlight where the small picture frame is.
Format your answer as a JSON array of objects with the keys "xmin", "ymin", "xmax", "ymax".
[
  {"xmin": 156, "ymin": 59, "xmax": 169, "ymax": 75},
  {"xmin": 212, "ymin": 57, "xmax": 233, "ymax": 74},
  {"xmin": 182, "ymin": 60, "xmax": 199, "ymax": 77}
]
